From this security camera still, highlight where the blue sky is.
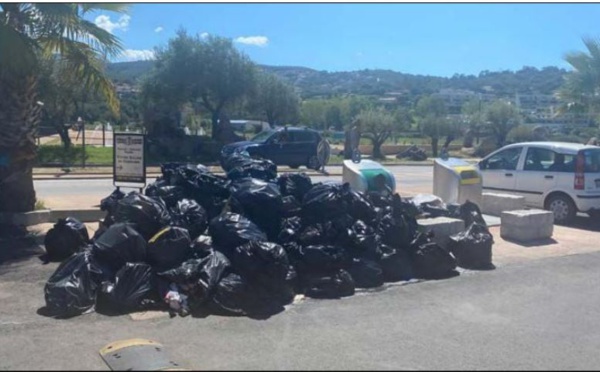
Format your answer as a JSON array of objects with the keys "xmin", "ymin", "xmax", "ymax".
[{"xmin": 87, "ymin": 3, "xmax": 600, "ymax": 77}]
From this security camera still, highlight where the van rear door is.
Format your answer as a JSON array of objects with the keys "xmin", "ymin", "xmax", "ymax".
[{"xmin": 576, "ymin": 148, "xmax": 600, "ymax": 196}]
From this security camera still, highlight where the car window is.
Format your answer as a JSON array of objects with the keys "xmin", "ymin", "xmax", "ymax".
[
  {"xmin": 582, "ymin": 149, "xmax": 600, "ymax": 173},
  {"xmin": 251, "ymin": 130, "xmax": 275, "ymax": 142},
  {"xmin": 483, "ymin": 147, "xmax": 522, "ymax": 170},
  {"xmin": 524, "ymin": 148, "xmax": 575, "ymax": 172},
  {"xmin": 291, "ymin": 131, "xmax": 315, "ymax": 142}
]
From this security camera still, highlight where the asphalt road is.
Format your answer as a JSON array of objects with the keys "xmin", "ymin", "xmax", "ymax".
[
  {"xmin": 3, "ymin": 242, "xmax": 600, "ymax": 370},
  {"xmin": 33, "ymin": 165, "xmax": 435, "ymax": 209}
]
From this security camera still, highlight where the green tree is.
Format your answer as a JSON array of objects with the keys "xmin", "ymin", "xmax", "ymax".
[
  {"xmin": 0, "ymin": 3, "xmax": 125, "ymax": 212},
  {"xmin": 415, "ymin": 96, "xmax": 449, "ymax": 156},
  {"xmin": 556, "ymin": 37, "xmax": 600, "ymax": 126},
  {"xmin": 354, "ymin": 107, "xmax": 396, "ymax": 159},
  {"xmin": 143, "ymin": 30, "xmax": 257, "ymax": 139},
  {"xmin": 251, "ymin": 72, "xmax": 300, "ymax": 126},
  {"xmin": 485, "ymin": 100, "xmax": 522, "ymax": 147}
]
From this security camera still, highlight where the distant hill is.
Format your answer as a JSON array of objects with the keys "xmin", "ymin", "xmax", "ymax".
[{"xmin": 106, "ymin": 60, "xmax": 568, "ymax": 99}]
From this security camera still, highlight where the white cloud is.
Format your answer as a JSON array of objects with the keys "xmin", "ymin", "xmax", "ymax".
[
  {"xmin": 94, "ymin": 14, "xmax": 130, "ymax": 33},
  {"xmin": 234, "ymin": 36, "xmax": 268, "ymax": 47},
  {"xmin": 117, "ymin": 49, "xmax": 155, "ymax": 62},
  {"xmin": 200, "ymin": 32, "xmax": 209, "ymax": 39},
  {"xmin": 154, "ymin": 26, "xmax": 163, "ymax": 33}
]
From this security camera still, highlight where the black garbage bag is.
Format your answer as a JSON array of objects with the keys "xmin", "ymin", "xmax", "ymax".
[
  {"xmin": 100, "ymin": 188, "xmax": 125, "ymax": 215},
  {"xmin": 209, "ymin": 273, "xmax": 256, "ymax": 316},
  {"xmin": 226, "ymin": 156, "xmax": 277, "ymax": 181},
  {"xmin": 147, "ymin": 226, "xmax": 192, "ymax": 272},
  {"xmin": 456, "ymin": 200, "xmax": 487, "ymax": 228},
  {"xmin": 159, "ymin": 251, "xmax": 231, "ymax": 303},
  {"xmin": 231, "ymin": 241, "xmax": 290, "ymax": 287},
  {"xmin": 209, "ymin": 213, "xmax": 267, "ymax": 254},
  {"xmin": 114, "ymin": 192, "xmax": 171, "ymax": 240},
  {"xmin": 191, "ymin": 235, "xmax": 214, "ymax": 259},
  {"xmin": 170, "ymin": 199, "xmax": 208, "ymax": 239},
  {"xmin": 347, "ymin": 258, "xmax": 384, "ymax": 288},
  {"xmin": 368, "ymin": 191, "xmax": 394, "ymax": 209},
  {"xmin": 186, "ymin": 173, "xmax": 231, "ymax": 220},
  {"xmin": 281, "ymin": 195, "xmax": 302, "ymax": 218},
  {"xmin": 145, "ymin": 180, "xmax": 185, "ymax": 208},
  {"xmin": 378, "ymin": 213, "xmax": 413, "ymax": 250},
  {"xmin": 448, "ymin": 222, "xmax": 494, "ymax": 270},
  {"xmin": 380, "ymin": 245, "xmax": 413, "ymax": 282},
  {"xmin": 92, "ymin": 223, "xmax": 147, "ymax": 272},
  {"xmin": 100, "ymin": 263, "xmax": 156, "ymax": 311},
  {"xmin": 44, "ymin": 217, "xmax": 89, "ymax": 262},
  {"xmin": 277, "ymin": 217, "xmax": 303, "ymax": 244},
  {"xmin": 410, "ymin": 233, "xmax": 457, "ymax": 280},
  {"xmin": 295, "ymin": 245, "xmax": 347, "ymax": 274},
  {"xmin": 277, "ymin": 173, "xmax": 313, "ymax": 201},
  {"xmin": 229, "ymin": 178, "xmax": 283, "ymax": 240},
  {"xmin": 347, "ymin": 189, "xmax": 377, "ymax": 225},
  {"xmin": 303, "ymin": 269, "xmax": 355, "ymax": 299},
  {"xmin": 392, "ymin": 194, "xmax": 420, "ymax": 219},
  {"xmin": 222, "ymin": 153, "xmax": 252, "ymax": 172},
  {"xmin": 44, "ymin": 250, "xmax": 105, "ymax": 316},
  {"xmin": 301, "ymin": 183, "xmax": 351, "ymax": 224},
  {"xmin": 347, "ymin": 220, "xmax": 380, "ymax": 259}
]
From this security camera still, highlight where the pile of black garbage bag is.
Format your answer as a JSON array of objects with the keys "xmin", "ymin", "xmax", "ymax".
[{"xmin": 43, "ymin": 154, "xmax": 494, "ymax": 318}]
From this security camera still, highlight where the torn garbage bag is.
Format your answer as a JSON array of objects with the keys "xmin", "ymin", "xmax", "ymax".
[
  {"xmin": 92, "ymin": 223, "xmax": 147, "ymax": 272},
  {"xmin": 158, "ymin": 251, "xmax": 230, "ymax": 303},
  {"xmin": 448, "ymin": 222, "xmax": 494, "ymax": 270},
  {"xmin": 44, "ymin": 250, "xmax": 105, "ymax": 316},
  {"xmin": 44, "ymin": 217, "xmax": 89, "ymax": 262},
  {"xmin": 147, "ymin": 226, "xmax": 192, "ymax": 272}
]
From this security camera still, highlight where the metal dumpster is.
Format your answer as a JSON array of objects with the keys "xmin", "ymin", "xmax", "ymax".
[
  {"xmin": 433, "ymin": 157, "xmax": 482, "ymax": 206},
  {"xmin": 342, "ymin": 159, "xmax": 396, "ymax": 193}
]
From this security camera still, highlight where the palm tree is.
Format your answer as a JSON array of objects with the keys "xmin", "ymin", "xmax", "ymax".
[
  {"xmin": 556, "ymin": 37, "xmax": 600, "ymax": 124},
  {"xmin": 0, "ymin": 3, "xmax": 126, "ymax": 212}
]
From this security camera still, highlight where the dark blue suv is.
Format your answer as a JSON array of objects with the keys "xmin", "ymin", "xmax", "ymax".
[{"xmin": 221, "ymin": 127, "xmax": 330, "ymax": 170}]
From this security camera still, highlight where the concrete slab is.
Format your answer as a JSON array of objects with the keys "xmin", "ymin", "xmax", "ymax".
[
  {"xmin": 501, "ymin": 209, "xmax": 554, "ymax": 243},
  {"xmin": 418, "ymin": 217, "xmax": 465, "ymax": 248},
  {"xmin": 482, "ymin": 193, "xmax": 525, "ymax": 216}
]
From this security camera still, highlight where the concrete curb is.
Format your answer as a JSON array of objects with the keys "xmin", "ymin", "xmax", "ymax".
[{"xmin": 0, "ymin": 209, "xmax": 105, "ymax": 226}]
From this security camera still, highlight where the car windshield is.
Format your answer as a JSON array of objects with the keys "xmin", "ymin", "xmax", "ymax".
[{"xmin": 251, "ymin": 130, "xmax": 275, "ymax": 143}]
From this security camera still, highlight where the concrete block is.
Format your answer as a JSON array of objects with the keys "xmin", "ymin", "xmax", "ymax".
[
  {"xmin": 50, "ymin": 209, "xmax": 106, "ymax": 223},
  {"xmin": 482, "ymin": 193, "xmax": 525, "ymax": 216},
  {"xmin": 501, "ymin": 209, "xmax": 554, "ymax": 242},
  {"xmin": 418, "ymin": 217, "xmax": 465, "ymax": 249},
  {"xmin": 0, "ymin": 210, "xmax": 52, "ymax": 226}
]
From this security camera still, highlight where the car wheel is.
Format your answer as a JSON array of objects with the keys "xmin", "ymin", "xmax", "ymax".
[
  {"xmin": 545, "ymin": 194, "xmax": 576, "ymax": 224},
  {"xmin": 289, "ymin": 164, "xmax": 300, "ymax": 169},
  {"xmin": 307, "ymin": 155, "xmax": 321, "ymax": 170}
]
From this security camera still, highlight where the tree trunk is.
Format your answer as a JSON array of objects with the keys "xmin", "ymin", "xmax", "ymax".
[
  {"xmin": 431, "ymin": 137, "xmax": 439, "ymax": 157},
  {"xmin": 211, "ymin": 110, "xmax": 220, "ymax": 140},
  {"xmin": 372, "ymin": 139, "xmax": 385, "ymax": 160},
  {"xmin": 0, "ymin": 74, "xmax": 40, "ymax": 212},
  {"xmin": 56, "ymin": 124, "xmax": 72, "ymax": 149}
]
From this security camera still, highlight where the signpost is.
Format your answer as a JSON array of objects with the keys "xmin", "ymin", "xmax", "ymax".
[{"xmin": 113, "ymin": 133, "xmax": 146, "ymax": 190}]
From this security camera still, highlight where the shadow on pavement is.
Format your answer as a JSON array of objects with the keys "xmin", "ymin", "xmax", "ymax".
[
  {"xmin": 501, "ymin": 237, "xmax": 559, "ymax": 248},
  {"xmin": 0, "ymin": 228, "xmax": 45, "ymax": 267},
  {"xmin": 567, "ymin": 215, "xmax": 600, "ymax": 233}
]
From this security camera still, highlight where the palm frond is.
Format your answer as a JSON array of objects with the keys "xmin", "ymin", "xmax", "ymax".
[
  {"xmin": 80, "ymin": 3, "xmax": 130, "ymax": 15},
  {"xmin": 0, "ymin": 22, "xmax": 39, "ymax": 73},
  {"xmin": 48, "ymin": 38, "xmax": 120, "ymax": 115}
]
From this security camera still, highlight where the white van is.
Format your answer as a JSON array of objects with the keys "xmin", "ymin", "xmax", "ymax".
[{"xmin": 478, "ymin": 142, "xmax": 600, "ymax": 223}]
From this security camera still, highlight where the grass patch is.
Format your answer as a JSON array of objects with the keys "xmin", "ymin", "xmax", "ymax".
[
  {"xmin": 36, "ymin": 145, "xmax": 113, "ymax": 166},
  {"xmin": 34, "ymin": 199, "xmax": 47, "ymax": 210}
]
